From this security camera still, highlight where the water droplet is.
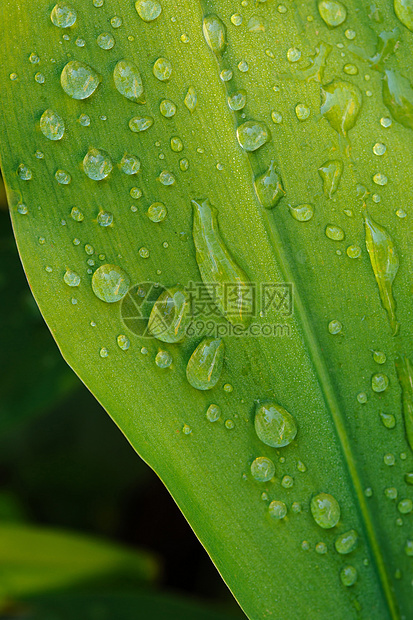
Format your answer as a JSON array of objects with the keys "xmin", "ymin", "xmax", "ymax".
[
  {"xmin": 135, "ymin": 0, "xmax": 162, "ymax": 22},
  {"xmin": 55, "ymin": 169, "xmax": 71, "ymax": 184},
  {"xmin": 311, "ymin": 493, "xmax": 340, "ymax": 528},
  {"xmin": 340, "ymin": 565, "xmax": 357, "ymax": 587},
  {"xmin": 203, "ymin": 14, "xmax": 227, "ymax": 54},
  {"xmin": 97, "ymin": 32, "xmax": 115, "ymax": 49},
  {"xmin": 158, "ymin": 170, "xmax": 175, "ymax": 185},
  {"xmin": 328, "ymin": 319, "xmax": 342, "ymax": 334},
  {"xmin": 113, "ymin": 60, "xmax": 144, "ymax": 103},
  {"xmin": 405, "ymin": 540, "xmax": 413, "ymax": 556},
  {"xmin": 398, "ymin": 498, "xmax": 413, "ymax": 514},
  {"xmin": 383, "ymin": 69, "xmax": 413, "ymax": 130},
  {"xmin": 238, "ymin": 60, "xmax": 249, "ymax": 72},
  {"xmin": 192, "ymin": 199, "xmax": 252, "ymax": 326},
  {"xmin": 186, "ymin": 338, "xmax": 225, "ymax": 390},
  {"xmin": 318, "ymin": 160, "xmax": 343, "ymax": 198},
  {"xmin": 148, "ymin": 287, "xmax": 190, "ymax": 343},
  {"xmin": 365, "ymin": 487, "xmax": 373, "ymax": 497},
  {"xmin": 111, "ymin": 16, "xmax": 123, "ymax": 28},
  {"xmin": 153, "ymin": 57, "xmax": 172, "ymax": 81},
  {"xmin": 61, "ymin": 61, "xmax": 101, "ymax": 99},
  {"xmin": 384, "ymin": 453, "xmax": 395, "ymax": 466},
  {"xmin": 271, "ymin": 111, "xmax": 283, "ymax": 124},
  {"xmin": 79, "ymin": 114, "xmax": 91, "ymax": 127},
  {"xmin": 160, "ymin": 99, "xmax": 176, "ymax": 117},
  {"xmin": 220, "ymin": 69, "xmax": 233, "ymax": 82},
  {"xmin": 117, "ymin": 334, "xmax": 130, "ymax": 350},
  {"xmin": 346, "ymin": 245, "xmax": 361, "ymax": 258},
  {"xmin": 295, "ymin": 103, "xmax": 310, "ymax": 121},
  {"xmin": 289, "ymin": 204, "xmax": 314, "ymax": 221},
  {"xmin": 139, "ymin": 247, "xmax": 150, "ymax": 258},
  {"xmin": 281, "ymin": 475, "xmax": 294, "ymax": 488},
  {"xmin": 70, "ymin": 207, "xmax": 84, "ymax": 222},
  {"xmin": 155, "ymin": 349, "xmax": 173, "ymax": 368},
  {"xmin": 373, "ymin": 172, "xmax": 388, "ymax": 186},
  {"xmin": 318, "ymin": 0, "xmax": 347, "ymax": 27},
  {"xmin": 251, "ymin": 457, "xmax": 275, "ymax": 482},
  {"xmin": 85, "ymin": 244, "xmax": 94, "ymax": 255},
  {"xmin": 315, "ymin": 542, "xmax": 328, "ymax": 554},
  {"xmin": 301, "ymin": 541, "xmax": 310, "ymax": 550},
  {"xmin": 40, "ymin": 109, "xmax": 65, "ymax": 141},
  {"xmin": 371, "ymin": 372, "xmax": 389, "ymax": 392},
  {"xmin": 254, "ymin": 401, "xmax": 297, "ymax": 448},
  {"xmin": 130, "ymin": 187, "xmax": 142, "ymax": 199},
  {"xmin": 321, "ymin": 80, "xmax": 362, "ymax": 135},
  {"xmin": 180, "ymin": 158, "xmax": 189, "ymax": 171},
  {"xmin": 287, "ymin": 47, "xmax": 301, "ymax": 62},
  {"xmin": 170, "ymin": 136, "xmax": 183, "ymax": 152},
  {"xmin": 364, "ymin": 211, "xmax": 399, "ymax": 335},
  {"xmin": 395, "ymin": 355, "xmax": 413, "ymax": 453},
  {"xmin": 17, "ymin": 164, "xmax": 32, "ymax": 181},
  {"xmin": 335, "ymin": 530, "xmax": 358, "ymax": 554},
  {"xmin": 17, "ymin": 203, "xmax": 28, "ymax": 215},
  {"xmin": 223, "ymin": 383, "xmax": 233, "ymax": 393},
  {"xmin": 184, "ymin": 86, "xmax": 197, "ymax": 112},
  {"xmin": 373, "ymin": 142, "xmax": 387, "ymax": 156},
  {"xmin": 326, "ymin": 224, "xmax": 345, "ymax": 241},
  {"xmin": 231, "ymin": 13, "xmax": 243, "ymax": 26},
  {"xmin": 396, "ymin": 208, "xmax": 407, "ymax": 218},
  {"xmin": 385, "ymin": 487, "xmax": 398, "ymax": 499},
  {"xmin": 206, "ymin": 404, "xmax": 221, "ymax": 422},
  {"xmin": 51, "ymin": 3, "xmax": 77, "ymax": 28},
  {"xmin": 100, "ymin": 347, "xmax": 109, "ymax": 358},
  {"xmin": 92, "ymin": 264, "xmax": 130, "ymax": 303},
  {"xmin": 380, "ymin": 412, "xmax": 396, "ymax": 429},
  {"xmin": 268, "ymin": 500, "xmax": 287, "ymax": 519},
  {"xmin": 129, "ymin": 116, "xmax": 154, "ymax": 132},
  {"xmin": 292, "ymin": 502, "xmax": 302, "ymax": 513},
  {"xmin": 344, "ymin": 63, "xmax": 358, "ymax": 75},
  {"xmin": 228, "ymin": 90, "xmax": 247, "ymax": 111},
  {"xmin": 254, "ymin": 160, "xmax": 284, "ymax": 209},
  {"xmin": 357, "ymin": 392, "xmax": 368, "ymax": 404},
  {"xmin": 83, "ymin": 148, "xmax": 113, "ymax": 180},
  {"xmin": 29, "ymin": 52, "xmax": 39, "ymax": 64},
  {"xmin": 35, "ymin": 150, "xmax": 44, "ymax": 159},
  {"xmin": 345, "ymin": 28, "xmax": 356, "ymax": 39},
  {"xmin": 147, "ymin": 202, "xmax": 167, "ymax": 222},
  {"xmin": 97, "ymin": 211, "xmax": 113, "ymax": 227},
  {"xmin": 120, "ymin": 154, "xmax": 141, "ymax": 175},
  {"xmin": 394, "ymin": 0, "xmax": 413, "ymax": 31},
  {"xmin": 237, "ymin": 120, "xmax": 270, "ymax": 151}
]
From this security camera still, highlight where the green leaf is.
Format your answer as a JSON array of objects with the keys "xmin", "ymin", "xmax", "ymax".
[
  {"xmin": 23, "ymin": 591, "xmax": 241, "ymax": 620},
  {"xmin": 0, "ymin": 523, "xmax": 158, "ymax": 603},
  {"xmin": 1, "ymin": 1, "xmax": 413, "ymax": 618}
]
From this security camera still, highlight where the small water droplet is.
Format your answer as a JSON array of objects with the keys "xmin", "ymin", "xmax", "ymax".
[
  {"xmin": 289, "ymin": 204, "xmax": 314, "ymax": 221},
  {"xmin": 83, "ymin": 148, "xmax": 113, "ymax": 180},
  {"xmin": 237, "ymin": 120, "xmax": 270, "ymax": 151},
  {"xmin": 55, "ymin": 169, "xmax": 71, "ymax": 184},
  {"xmin": 318, "ymin": 0, "xmax": 347, "ymax": 27},
  {"xmin": 17, "ymin": 164, "xmax": 32, "ymax": 181},
  {"xmin": 343, "ymin": 63, "xmax": 358, "ymax": 75},
  {"xmin": 117, "ymin": 334, "xmax": 130, "ymax": 350},
  {"xmin": 186, "ymin": 338, "xmax": 224, "ymax": 390},
  {"xmin": 147, "ymin": 202, "xmax": 167, "ymax": 222},
  {"xmin": 380, "ymin": 412, "xmax": 396, "ymax": 429},
  {"xmin": 64, "ymin": 268, "xmax": 80, "ymax": 287},
  {"xmin": 315, "ymin": 542, "xmax": 328, "ymax": 555},
  {"xmin": 254, "ymin": 401, "xmax": 297, "ymax": 448},
  {"xmin": 321, "ymin": 80, "xmax": 362, "ymax": 136},
  {"xmin": 384, "ymin": 453, "xmax": 395, "ymax": 466},
  {"xmin": 228, "ymin": 90, "xmax": 247, "ymax": 111},
  {"xmin": 405, "ymin": 472, "xmax": 413, "ymax": 485},
  {"xmin": 111, "ymin": 16, "xmax": 123, "ymax": 28},
  {"xmin": 254, "ymin": 160, "xmax": 284, "ymax": 209},
  {"xmin": 148, "ymin": 287, "xmax": 191, "ymax": 343},
  {"xmin": 373, "ymin": 350, "xmax": 387, "ymax": 365},
  {"xmin": 155, "ymin": 349, "xmax": 173, "ymax": 368},
  {"xmin": 238, "ymin": 60, "xmax": 249, "ymax": 72},
  {"xmin": 51, "ymin": 2, "xmax": 77, "ymax": 28},
  {"xmin": 97, "ymin": 210, "xmax": 113, "ymax": 227},
  {"xmin": 203, "ymin": 14, "xmax": 227, "ymax": 54},
  {"xmin": 139, "ymin": 247, "xmax": 150, "ymax": 258},
  {"xmin": 97, "ymin": 32, "xmax": 115, "ymax": 49},
  {"xmin": 398, "ymin": 498, "xmax": 413, "ymax": 514},
  {"xmin": 268, "ymin": 500, "xmax": 287, "ymax": 519},
  {"xmin": 158, "ymin": 170, "xmax": 175, "ymax": 185},
  {"xmin": 328, "ymin": 319, "xmax": 342, "ymax": 334},
  {"xmin": 153, "ymin": 57, "xmax": 172, "ymax": 81},
  {"xmin": 120, "ymin": 153, "xmax": 141, "ymax": 175},
  {"xmin": 373, "ymin": 142, "xmax": 387, "ymax": 156},
  {"xmin": 184, "ymin": 86, "xmax": 197, "ymax": 112},
  {"xmin": 318, "ymin": 160, "xmax": 343, "ymax": 198},
  {"xmin": 251, "ymin": 457, "xmax": 275, "ymax": 482},
  {"xmin": 70, "ymin": 207, "xmax": 84, "ymax": 222},
  {"xmin": 311, "ymin": 493, "xmax": 340, "ymax": 529},
  {"xmin": 281, "ymin": 475, "xmax": 294, "ymax": 488},
  {"xmin": 346, "ymin": 245, "xmax": 361, "ymax": 258},
  {"xmin": 325, "ymin": 224, "xmax": 345, "ymax": 241},
  {"xmin": 220, "ymin": 68, "xmax": 233, "ymax": 82},
  {"xmin": 160, "ymin": 99, "xmax": 176, "ymax": 117},
  {"xmin": 287, "ymin": 47, "xmax": 301, "ymax": 62},
  {"xmin": 335, "ymin": 530, "xmax": 358, "ymax": 554},
  {"xmin": 340, "ymin": 565, "xmax": 357, "ymax": 587},
  {"xmin": 40, "ymin": 109, "xmax": 65, "ymax": 141},
  {"xmin": 271, "ymin": 111, "xmax": 283, "ymax": 124},
  {"xmin": 92, "ymin": 264, "xmax": 130, "ymax": 303},
  {"xmin": 357, "ymin": 392, "xmax": 368, "ymax": 404},
  {"xmin": 135, "ymin": 0, "xmax": 162, "ymax": 21},
  {"xmin": 61, "ymin": 61, "xmax": 101, "ymax": 99},
  {"xmin": 129, "ymin": 116, "xmax": 154, "ymax": 132},
  {"xmin": 373, "ymin": 172, "xmax": 388, "ymax": 186},
  {"xmin": 295, "ymin": 103, "xmax": 310, "ymax": 121},
  {"xmin": 394, "ymin": 0, "xmax": 413, "ymax": 31},
  {"xmin": 231, "ymin": 13, "xmax": 243, "ymax": 26},
  {"xmin": 372, "ymin": 372, "xmax": 389, "ymax": 392},
  {"xmin": 206, "ymin": 404, "xmax": 221, "ymax": 422},
  {"xmin": 113, "ymin": 60, "xmax": 144, "ymax": 103},
  {"xmin": 345, "ymin": 28, "xmax": 356, "ymax": 39},
  {"xmin": 17, "ymin": 203, "xmax": 28, "ymax": 215},
  {"xmin": 405, "ymin": 540, "xmax": 413, "ymax": 556}
]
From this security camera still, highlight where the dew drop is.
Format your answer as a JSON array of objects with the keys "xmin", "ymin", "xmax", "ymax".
[
  {"xmin": 405, "ymin": 472, "xmax": 413, "ymax": 485},
  {"xmin": 254, "ymin": 160, "xmax": 284, "ymax": 208},
  {"xmin": 83, "ymin": 148, "xmax": 113, "ymax": 181},
  {"xmin": 318, "ymin": 0, "xmax": 347, "ymax": 27},
  {"xmin": 147, "ymin": 202, "xmax": 167, "ymax": 222},
  {"xmin": 271, "ymin": 111, "xmax": 283, "ymax": 124},
  {"xmin": 70, "ymin": 207, "xmax": 84, "ymax": 222},
  {"xmin": 63, "ymin": 268, "xmax": 80, "ymax": 287},
  {"xmin": 203, "ymin": 14, "xmax": 227, "ymax": 54},
  {"xmin": 328, "ymin": 319, "xmax": 342, "ymax": 334},
  {"xmin": 153, "ymin": 57, "xmax": 172, "ymax": 81},
  {"xmin": 287, "ymin": 47, "xmax": 301, "ymax": 62},
  {"xmin": 120, "ymin": 154, "xmax": 141, "ymax": 175},
  {"xmin": 158, "ymin": 170, "xmax": 175, "ymax": 185},
  {"xmin": 231, "ymin": 13, "xmax": 243, "ymax": 26},
  {"xmin": 335, "ymin": 530, "xmax": 358, "ymax": 554},
  {"xmin": 281, "ymin": 475, "xmax": 294, "ymax": 488},
  {"xmin": 325, "ymin": 224, "xmax": 345, "ymax": 241},
  {"xmin": 139, "ymin": 247, "xmax": 150, "ymax": 258},
  {"xmin": 237, "ymin": 120, "xmax": 270, "ymax": 151},
  {"xmin": 111, "ymin": 16, "xmax": 123, "ymax": 28},
  {"xmin": 295, "ymin": 103, "xmax": 310, "ymax": 120},
  {"xmin": 186, "ymin": 338, "xmax": 225, "ymax": 391},
  {"xmin": 385, "ymin": 487, "xmax": 398, "ymax": 499},
  {"xmin": 61, "ymin": 61, "xmax": 101, "ymax": 100},
  {"xmin": 92, "ymin": 264, "xmax": 130, "ymax": 303},
  {"xmin": 289, "ymin": 203, "xmax": 314, "ymax": 221},
  {"xmin": 51, "ymin": 3, "xmax": 77, "ymax": 28},
  {"xmin": 321, "ymin": 80, "xmax": 362, "ymax": 136},
  {"xmin": 384, "ymin": 453, "xmax": 395, "ymax": 466},
  {"xmin": 135, "ymin": 0, "xmax": 162, "ymax": 22},
  {"xmin": 113, "ymin": 60, "xmax": 144, "ymax": 103},
  {"xmin": 184, "ymin": 86, "xmax": 197, "ymax": 112},
  {"xmin": 40, "ymin": 109, "xmax": 65, "ymax": 141},
  {"xmin": 383, "ymin": 69, "xmax": 413, "ymax": 131},
  {"xmin": 318, "ymin": 160, "xmax": 343, "ymax": 198},
  {"xmin": 340, "ymin": 565, "xmax": 357, "ymax": 587},
  {"xmin": 373, "ymin": 142, "xmax": 387, "ymax": 156},
  {"xmin": 79, "ymin": 114, "xmax": 91, "ymax": 127},
  {"xmin": 228, "ymin": 90, "xmax": 247, "ymax": 111},
  {"xmin": 268, "ymin": 500, "xmax": 287, "ymax": 519},
  {"xmin": 251, "ymin": 457, "xmax": 275, "ymax": 482},
  {"xmin": 344, "ymin": 63, "xmax": 358, "ymax": 75},
  {"xmin": 398, "ymin": 498, "xmax": 413, "ymax": 514},
  {"xmin": 129, "ymin": 116, "xmax": 153, "ymax": 132},
  {"xmin": 117, "ymin": 334, "xmax": 130, "ymax": 350},
  {"xmin": 220, "ymin": 69, "xmax": 233, "ymax": 82},
  {"xmin": 315, "ymin": 542, "xmax": 328, "ymax": 554},
  {"xmin": 311, "ymin": 493, "xmax": 340, "ymax": 528},
  {"xmin": 394, "ymin": 0, "xmax": 413, "ymax": 31},
  {"xmin": 55, "ymin": 169, "xmax": 71, "ymax": 184},
  {"xmin": 160, "ymin": 99, "xmax": 176, "ymax": 117},
  {"xmin": 17, "ymin": 203, "xmax": 28, "ymax": 215},
  {"xmin": 155, "ymin": 349, "xmax": 173, "ymax": 368},
  {"xmin": 405, "ymin": 540, "xmax": 413, "ymax": 556},
  {"xmin": 97, "ymin": 32, "xmax": 115, "ymax": 49},
  {"xmin": 148, "ymin": 287, "xmax": 191, "ymax": 343},
  {"xmin": 254, "ymin": 401, "xmax": 297, "ymax": 448},
  {"xmin": 100, "ymin": 347, "xmax": 109, "ymax": 358},
  {"xmin": 357, "ymin": 392, "xmax": 367, "ymax": 404},
  {"xmin": 372, "ymin": 373, "xmax": 389, "ymax": 392},
  {"xmin": 238, "ymin": 60, "xmax": 249, "ymax": 72},
  {"xmin": 97, "ymin": 211, "xmax": 113, "ymax": 227},
  {"xmin": 130, "ymin": 187, "xmax": 142, "ymax": 199},
  {"xmin": 17, "ymin": 164, "xmax": 32, "ymax": 181},
  {"xmin": 206, "ymin": 404, "xmax": 221, "ymax": 422}
]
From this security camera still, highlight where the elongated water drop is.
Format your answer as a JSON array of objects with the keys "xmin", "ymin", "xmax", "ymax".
[
  {"xmin": 148, "ymin": 287, "xmax": 191, "ymax": 343},
  {"xmin": 113, "ymin": 60, "xmax": 144, "ymax": 103},
  {"xmin": 129, "ymin": 116, "xmax": 153, "ymax": 132},
  {"xmin": 186, "ymin": 338, "xmax": 224, "ymax": 390},
  {"xmin": 318, "ymin": 0, "xmax": 347, "ymax": 27},
  {"xmin": 92, "ymin": 264, "xmax": 130, "ymax": 303},
  {"xmin": 40, "ymin": 109, "xmax": 65, "ymax": 141},
  {"xmin": 394, "ymin": 0, "xmax": 413, "ymax": 30},
  {"xmin": 61, "ymin": 61, "xmax": 101, "ymax": 100},
  {"xmin": 135, "ymin": 0, "xmax": 162, "ymax": 21},
  {"xmin": 335, "ymin": 530, "xmax": 358, "ymax": 554},
  {"xmin": 254, "ymin": 402, "xmax": 297, "ymax": 448},
  {"xmin": 254, "ymin": 160, "xmax": 285, "ymax": 209},
  {"xmin": 203, "ymin": 15, "xmax": 227, "ymax": 54},
  {"xmin": 340, "ymin": 565, "xmax": 357, "ymax": 586},
  {"xmin": 237, "ymin": 120, "xmax": 270, "ymax": 151},
  {"xmin": 363, "ymin": 211, "xmax": 399, "ymax": 335},
  {"xmin": 321, "ymin": 80, "xmax": 362, "ymax": 136},
  {"xmin": 83, "ymin": 148, "xmax": 113, "ymax": 180},
  {"xmin": 192, "ymin": 199, "xmax": 251, "ymax": 326},
  {"xmin": 51, "ymin": 3, "xmax": 77, "ymax": 28},
  {"xmin": 395, "ymin": 355, "xmax": 413, "ymax": 453},
  {"xmin": 318, "ymin": 160, "xmax": 343, "ymax": 198},
  {"xmin": 289, "ymin": 204, "xmax": 314, "ymax": 221},
  {"xmin": 184, "ymin": 86, "xmax": 197, "ymax": 112},
  {"xmin": 311, "ymin": 493, "xmax": 340, "ymax": 528},
  {"xmin": 383, "ymin": 69, "xmax": 413, "ymax": 131}
]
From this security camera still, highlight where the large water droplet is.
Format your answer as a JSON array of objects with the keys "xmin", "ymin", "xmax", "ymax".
[
  {"xmin": 383, "ymin": 69, "xmax": 413, "ymax": 131},
  {"xmin": 318, "ymin": 0, "xmax": 347, "ymax": 27},
  {"xmin": 92, "ymin": 264, "xmax": 130, "ymax": 303},
  {"xmin": 51, "ymin": 2, "xmax": 77, "ymax": 28},
  {"xmin": 394, "ymin": 0, "xmax": 413, "ymax": 31},
  {"xmin": 186, "ymin": 338, "xmax": 225, "ymax": 391},
  {"xmin": 321, "ymin": 80, "xmax": 362, "ymax": 136},
  {"xmin": 203, "ymin": 15, "xmax": 227, "ymax": 54},
  {"xmin": 83, "ymin": 148, "xmax": 113, "ymax": 180},
  {"xmin": 318, "ymin": 160, "xmax": 343, "ymax": 198},
  {"xmin": 40, "ymin": 109, "xmax": 65, "ymax": 141},
  {"xmin": 254, "ymin": 402, "xmax": 297, "ymax": 448},
  {"xmin": 237, "ymin": 120, "xmax": 270, "ymax": 151},
  {"xmin": 251, "ymin": 457, "xmax": 275, "ymax": 482},
  {"xmin": 61, "ymin": 61, "xmax": 101, "ymax": 99},
  {"xmin": 113, "ymin": 60, "xmax": 144, "ymax": 103},
  {"xmin": 311, "ymin": 493, "xmax": 340, "ymax": 528},
  {"xmin": 148, "ymin": 287, "xmax": 191, "ymax": 343},
  {"xmin": 335, "ymin": 530, "xmax": 358, "ymax": 554},
  {"xmin": 135, "ymin": 0, "xmax": 162, "ymax": 22},
  {"xmin": 254, "ymin": 160, "xmax": 285, "ymax": 209}
]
